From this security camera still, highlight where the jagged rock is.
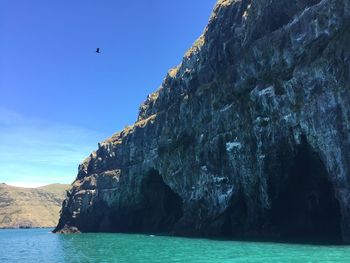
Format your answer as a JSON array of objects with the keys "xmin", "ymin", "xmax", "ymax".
[{"xmin": 55, "ymin": 0, "xmax": 350, "ymax": 243}]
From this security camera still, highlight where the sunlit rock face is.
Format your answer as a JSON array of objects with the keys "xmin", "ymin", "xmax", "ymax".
[{"xmin": 54, "ymin": 0, "xmax": 350, "ymax": 242}]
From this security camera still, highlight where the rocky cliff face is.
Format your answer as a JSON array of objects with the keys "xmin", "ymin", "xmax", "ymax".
[{"xmin": 55, "ymin": 0, "xmax": 350, "ymax": 242}]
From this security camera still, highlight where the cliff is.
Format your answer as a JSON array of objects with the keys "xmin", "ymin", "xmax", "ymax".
[
  {"xmin": 0, "ymin": 183, "xmax": 70, "ymax": 228},
  {"xmin": 55, "ymin": 0, "xmax": 350, "ymax": 243}
]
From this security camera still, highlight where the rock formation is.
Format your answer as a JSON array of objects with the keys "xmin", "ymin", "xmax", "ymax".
[
  {"xmin": 55, "ymin": 0, "xmax": 350, "ymax": 243},
  {"xmin": 0, "ymin": 183, "xmax": 70, "ymax": 228}
]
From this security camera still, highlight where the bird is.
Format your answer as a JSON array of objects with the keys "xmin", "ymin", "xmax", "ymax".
[{"xmin": 96, "ymin": 48, "xmax": 101, "ymax": 53}]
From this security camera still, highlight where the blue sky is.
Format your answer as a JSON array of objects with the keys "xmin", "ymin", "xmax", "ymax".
[{"xmin": 0, "ymin": 1, "xmax": 216, "ymax": 187}]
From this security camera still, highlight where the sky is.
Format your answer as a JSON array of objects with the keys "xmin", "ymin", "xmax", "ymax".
[{"xmin": 0, "ymin": 0, "xmax": 216, "ymax": 187}]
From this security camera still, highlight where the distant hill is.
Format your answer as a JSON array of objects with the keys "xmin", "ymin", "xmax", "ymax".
[{"xmin": 0, "ymin": 183, "xmax": 70, "ymax": 228}]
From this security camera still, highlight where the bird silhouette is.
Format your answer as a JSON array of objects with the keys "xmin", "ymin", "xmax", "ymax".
[{"xmin": 96, "ymin": 48, "xmax": 101, "ymax": 53}]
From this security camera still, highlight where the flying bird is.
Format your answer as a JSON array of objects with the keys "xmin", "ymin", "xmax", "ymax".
[{"xmin": 96, "ymin": 48, "xmax": 101, "ymax": 53}]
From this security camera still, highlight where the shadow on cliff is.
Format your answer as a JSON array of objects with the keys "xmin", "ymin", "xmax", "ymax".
[
  {"xmin": 268, "ymin": 136, "xmax": 342, "ymax": 243},
  {"xmin": 98, "ymin": 169, "xmax": 184, "ymax": 234},
  {"xmin": 218, "ymin": 135, "xmax": 343, "ymax": 245}
]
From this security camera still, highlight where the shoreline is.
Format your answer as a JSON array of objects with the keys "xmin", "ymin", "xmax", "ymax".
[{"xmin": 0, "ymin": 226, "xmax": 55, "ymax": 230}]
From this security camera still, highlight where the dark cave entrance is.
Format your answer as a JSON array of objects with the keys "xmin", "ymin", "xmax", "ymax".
[
  {"xmin": 138, "ymin": 169, "xmax": 183, "ymax": 233},
  {"xmin": 270, "ymin": 136, "xmax": 342, "ymax": 242},
  {"xmin": 220, "ymin": 192, "xmax": 249, "ymax": 238}
]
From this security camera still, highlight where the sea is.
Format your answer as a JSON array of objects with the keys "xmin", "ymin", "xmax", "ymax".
[{"xmin": 1, "ymin": 228, "xmax": 350, "ymax": 262}]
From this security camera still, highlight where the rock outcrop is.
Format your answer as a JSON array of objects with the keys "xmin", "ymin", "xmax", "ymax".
[
  {"xmin": 0, "ymin": 183, "xmax": 70, "ymax": 228},
  {"xmin": 55, "ymin": 0, "xmax": 350, "ymax": 242}
]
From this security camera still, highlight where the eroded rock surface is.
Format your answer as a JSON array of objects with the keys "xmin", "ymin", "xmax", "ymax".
[{"xmin": 55, "ymin": 0, "xmax": 350, "ymax": 242}]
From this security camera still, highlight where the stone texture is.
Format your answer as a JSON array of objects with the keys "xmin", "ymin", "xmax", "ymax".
[{"xmin": 55, "ymin": 0, "xmax": 350, "ymax": 243}]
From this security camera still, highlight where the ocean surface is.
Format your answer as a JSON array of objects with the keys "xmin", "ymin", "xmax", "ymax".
[{"xmin": 1, "ymin": 228, "xmax": 350, "ymax": 262}]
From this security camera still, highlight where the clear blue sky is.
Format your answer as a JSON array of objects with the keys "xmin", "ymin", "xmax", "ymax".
[{"xmin": 0, "ymin": 0, "xmax": 216, "ymax": 187}]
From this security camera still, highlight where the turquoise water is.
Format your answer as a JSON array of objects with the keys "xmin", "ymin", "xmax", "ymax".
[{"xmin": 1, "ymin": 229, "xmax": 350, "ymax": 262}]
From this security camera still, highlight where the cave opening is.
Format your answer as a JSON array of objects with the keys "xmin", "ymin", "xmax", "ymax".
[
  {"xmin": 220, "ymin": 187, "xmax": 248, "ymax": 237},
  {"xmin": 270, "ymin": 136, "xmax": 342, "ymax": 242},
  {"xmin": 138, "ymin": 168, "xmax": 183, "ymax": 233}
]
